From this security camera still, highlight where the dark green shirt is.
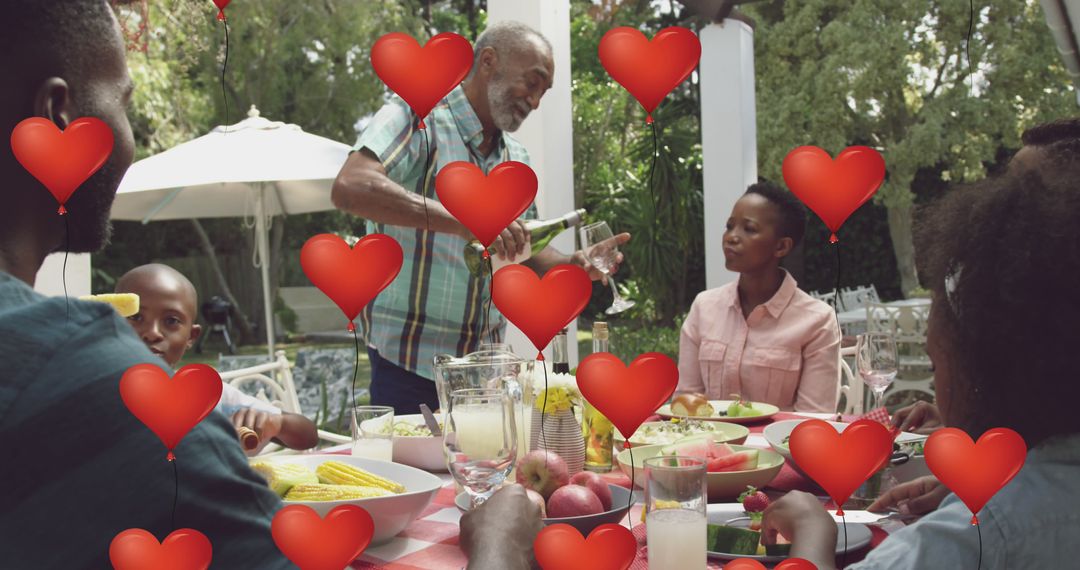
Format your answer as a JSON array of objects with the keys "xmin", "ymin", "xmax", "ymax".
[{"xmin": 0, "ymin": 271, "xmax": 294, "ymax": 568}]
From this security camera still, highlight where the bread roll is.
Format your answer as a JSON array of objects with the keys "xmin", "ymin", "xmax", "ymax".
[{"xmin": 671, "ymin": 393, "xmax": 715, "ymax": 417}]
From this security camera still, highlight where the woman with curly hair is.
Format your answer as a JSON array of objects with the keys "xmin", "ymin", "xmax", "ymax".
[{"xmin": 760, "ymin": 137, "xmax": 1080, "ymax": 569}]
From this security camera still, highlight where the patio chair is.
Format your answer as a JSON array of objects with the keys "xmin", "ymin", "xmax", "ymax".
[
  {"xmin": 839, "ymin": 285, "xmax": 880, "ymax": 312},
  {"xmin": 809, "ymin": 290, "xmax": 838, "ymax": 310},
  {"xmin": 218, "ymin": 350, "xmax": 350, "ymax": 455},
  {"xmin": 838, "ymin": 345, "xmax": 865, "ymax": 416}
]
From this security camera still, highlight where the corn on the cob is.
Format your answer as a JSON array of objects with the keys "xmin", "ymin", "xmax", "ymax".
[
  {"xmin": 251, "ymin": 462, "xmax": 319, "ymax": 497},
  {"xmin": 79, "ymin": 293, "xmax": 140, "ymax": 317},
  {"xmin": 315, "ymin": 460, "xmax": 405, "ymax": 494},
  {"xmin": 284, "ymin": 484, "xmax": 393, "ymax": 501}
]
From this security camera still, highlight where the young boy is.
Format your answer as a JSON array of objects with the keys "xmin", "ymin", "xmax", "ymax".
[{"xmin": 115, "ymin": 263, "xmax": 319, "ymax": 454}]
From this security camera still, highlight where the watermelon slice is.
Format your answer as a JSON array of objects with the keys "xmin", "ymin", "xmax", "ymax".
[
  {"xmin": 764, "ymin": 533, "xmax": 792, "ymax": 556},
  {"xmin": 706, "ymin": 449, "xmax": 760, "ymax": 473},
  {"xmin": 661, "ymin": 435, "xmax": 712, "ymax": 466},
  {"xmin": 707, "ymin": 524, "xmax": 761, "ymax": 555}
]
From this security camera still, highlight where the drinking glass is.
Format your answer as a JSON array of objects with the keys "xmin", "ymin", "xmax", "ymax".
[
  {"xmin": 580, "ymin": 221, "xmax": 635, "ymax": 315},
  {"xmin": 351, "ymin": 405, "xmax": 394, "ymax": 461},
  {"xmin": 645, "ymin": 456, "xmax": 707, "ymax": 570},
  {"xmin": 444, "ymin": 388, "xmax": 518, "ymax": 509},
  {"xmin": 857, "ymin": 332, "xmax": 899, "ymax": 413}
]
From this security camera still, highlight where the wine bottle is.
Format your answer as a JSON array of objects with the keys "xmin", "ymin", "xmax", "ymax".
[
  {"xmin": 583, "ymin": 322, "xmax": 615, "ymax": 472},
  {"xmin": 552, "ymin": 328, "xmax": 570, "ymax": 374},
  {"xmin": 464, "ymin": 208, "xmax": 587, "ymax": 276}
]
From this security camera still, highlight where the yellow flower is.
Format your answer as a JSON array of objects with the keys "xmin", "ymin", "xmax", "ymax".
[{"xmin": 535, "ymin": 387, "xmax": 577, "ymax": 413}]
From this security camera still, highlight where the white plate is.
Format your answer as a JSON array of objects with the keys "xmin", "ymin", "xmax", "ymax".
[
  {"xmin": 656, "ymin": 400, "xmax": 780, "ymax": 424},
  {"xmin": 705, "ymin": 504, "xmax": 872, "ymax": 562},
  {"xmin": 763, "ymin": 420, "xmax": 924, "ymax": 457}
]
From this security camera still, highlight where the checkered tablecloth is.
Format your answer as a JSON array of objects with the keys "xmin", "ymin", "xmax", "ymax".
[{"xmin": 336, "ymin": 411, "xmax": 902, "ymax": 569}]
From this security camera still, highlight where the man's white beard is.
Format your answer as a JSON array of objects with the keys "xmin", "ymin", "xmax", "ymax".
[{"xmin": 487, "ymin": 76, "xmax": 526, "ymax": 132}]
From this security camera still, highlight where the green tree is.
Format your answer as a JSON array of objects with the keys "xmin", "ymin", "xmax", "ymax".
[{"xmin": 745, "ymin": 0, "xmax": 1075, "ymax": 295}]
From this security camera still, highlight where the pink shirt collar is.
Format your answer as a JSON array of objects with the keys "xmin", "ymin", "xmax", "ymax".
[{"xmin": 720, "ymin": 269, "xmax": 799, "ymax": 320}]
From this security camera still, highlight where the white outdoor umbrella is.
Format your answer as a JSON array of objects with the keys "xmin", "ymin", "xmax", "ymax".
[{"xmin": 111, "ymin": 105, "xmax": 352, "ymax": 359}]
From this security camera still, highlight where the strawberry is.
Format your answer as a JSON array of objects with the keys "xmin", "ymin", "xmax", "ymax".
[{"xmin": 739, "ymin": 486, "xmax": 769, "ymax": 514}]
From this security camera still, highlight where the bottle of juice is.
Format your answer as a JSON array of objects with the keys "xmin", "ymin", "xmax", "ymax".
[{"xmin": 583, "ymin": 322, "xmax": 615, "ymax": 472}]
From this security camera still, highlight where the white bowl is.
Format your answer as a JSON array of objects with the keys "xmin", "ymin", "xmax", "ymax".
[
  {"xmin": 763, "ymin": 419, "xmax": 927, "ymax": 480},
  {"xmin": 392, "ymin": 414, "xmax": 447, "ymax": 472},
  {"xmin": 255, "ymin": 454, "xmax": 442, "ymax": 545}
]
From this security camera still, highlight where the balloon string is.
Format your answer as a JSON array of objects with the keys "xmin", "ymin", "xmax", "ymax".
[
  {"xmin": 486, "ymin": 255, "xmax": 494, "ymax": 347},
  {"xmin": 221, "ymin": 17, "xmax": 229, "ymax": 133},
  {"xmin": 648, "ymin": 120, "xmax": 658, "ymax": 231},
  {"xmin": 171, "ymin": 459, "xmax": 179, "ymax": 532},
  {"xmin": 422, "ymin": 123, "xmax": 431, "ymax": 232},
  {"xmin": 539, "ymin": 357, "xmax": 548, "ymax": 451},
  {"xmin": 834, "ymin": 242, "xmax": 846, "ymax": 312},
  {"xmin": 977, "ymin": 519, "xmax": 983, "ymax": 570},
  {"xmin": 626, "ymin": 444, "xmax": 635, "ymax": 532},
  {"xmin": 63, "ymin": 214, "xmax": 69, "ymax": 323},
  {"xmin": 841, "ymin": 511, "xmax": 848, "ymax": 569},
  {"xmin": 351, "ymin": 326, "xmax": 359, "ymax": 409},
  {"xmin": 967, "ymin": 0, "xmax": 974, "ymax": 98}
]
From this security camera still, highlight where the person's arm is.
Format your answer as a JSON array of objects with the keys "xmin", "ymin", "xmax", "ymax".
[
  {"xmin": 332, "ymin": 149, "xmax": 470, "ymax": 236},
  {"xmin": 276, "ymin": 412, "xmax": 319, "ymax": 450},
  {"xmin": 460, "ymin": 485, "xmax": 543, "ymax": 570},
  {"xmin": 867, "ymin": 475, "xmax": 949, "ymax": 516},
  {"xmin": 793, "ymin": 311, "xmax": 842, "ymax": 413},
  {"xmin": 676, "ymin": 296, "xmax": 706, "ymax": 396},
  {"xmin": 760, "ymin": 491, "xmax": 838, "ymax": 570},
  {"xmin": 522, "ymin": 233, "xmax": 631, "ymax": 280},
  {"xmin": 331, "ymin": 101, "xmax": 469, "ymax": 237}
]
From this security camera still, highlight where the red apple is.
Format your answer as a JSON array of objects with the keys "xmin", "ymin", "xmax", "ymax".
[
  {"xmin": 547, "ymin": 485, "xmax": 603, "ymax": 518},
  {"xmin": 570, "ymin": 471, "xmax": 613, "ymax": 511},
  {"xmin": 515, "ymin": 450, "xmax": 570, "ymax": 499},
  {"xmin": 524, "ymin": 488, "xmax": 547, "ymax": 518}
]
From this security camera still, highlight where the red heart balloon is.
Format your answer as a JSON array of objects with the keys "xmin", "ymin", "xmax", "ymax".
[
  {"xmin": 776, "ymin": 558, "xmax": 819, "ymax": 569},
  {"xmin": 598, "ymin": 27, "xmax": 701, "ymax": 124},
  {"xmin": 300, "ymin": 234, "xmax": 403, "ymax": 330},
  {"xmin": 781, "ymin": 146, "xmax": 885, "ymax": 243},
  {"xmin": 10, "ymin": 117, "xmax": 114, "ymax": 215},
  {"xmin": 371, "ymin": 32, "xmax": 473, "ymax": 129},
  {"xmin": 724, "ymin": 560, "xmax": 767, "ymax": 570},
  {"xmin": 272, "ymin": 505, "xmax": 374, "ymax": 570},
  {"xmin": 491, "ymin": 264, "xmax": 592, "ymax": 356},
  {"xmin": 789, "ymin": 419, "xmax": 893, "ymax": 514},
  {"xmin": 576, "ymin": 352, "xmax": 678, "ymax": 440},
  {"xmin": 119, "ymin": 364, "xmax": 223, "ymax": 461},
  {"xmin": 534, "ymin": 523, "xmax": 636, "ymax": 570},
  {"xmin": 726, "ymin": 559, "xmax": 818, "ymax": 570},
  {"xmin": 435, "ymin": 161, "xmax": 537, "ymax": 247},
  {"xmin": 924, "ymin": 427, "xmax": 1027, "ymax": 524},
  {"xmin": 110, "ymin": 528, "xmax": 212, "ymax": 570}
]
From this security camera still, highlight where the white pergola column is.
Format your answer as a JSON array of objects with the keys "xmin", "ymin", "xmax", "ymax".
[
  {"xmin": 488, "ymin": 0, "xmax": 580, "ymax": 368},
  {"xmin": 700, "ymin": 20, "xmax": 758, "ymax": 290},
  {"xmin": 34, "ymin": 253, "xmax": 92, "ymax": 297}
]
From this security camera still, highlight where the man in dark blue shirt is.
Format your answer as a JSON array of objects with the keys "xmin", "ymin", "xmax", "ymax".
[{"xmin": 0, "ymin": 2, "xmax": 294, "ymax": 567}]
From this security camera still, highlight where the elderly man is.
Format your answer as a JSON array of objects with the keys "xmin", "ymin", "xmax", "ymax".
[{"xmin": 333, "ymin": 21, "xmax": 629, "ymax": 414}]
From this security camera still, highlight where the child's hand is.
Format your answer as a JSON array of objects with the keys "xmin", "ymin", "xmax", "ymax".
[{"xmin": 232, "ymin": 409, "xmax": 283, "ymax": 447}]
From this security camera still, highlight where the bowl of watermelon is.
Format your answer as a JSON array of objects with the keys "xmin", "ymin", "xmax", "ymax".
[{"xmin": 615, "ymin": 435, "xmax": 784, "ymax": 501}]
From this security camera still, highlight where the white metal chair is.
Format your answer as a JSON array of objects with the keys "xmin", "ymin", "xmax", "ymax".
[
  {"xmin": 218, "ymin": 350, "xmax": 350, "ymax": 455},
  {"xmin": 839, "ymin": 285, "xmax": 880, "ymax": 312},
  {"xmin": 809, "ymin": 290, "xmax": 838, "ymax": 310},
  {"xmin": 864, "ymin": 303, "xmax": 935, "ymax": 406},
  {"xmin": 838, "ymin": 345, "xmax": 865, "ymax": 415}
]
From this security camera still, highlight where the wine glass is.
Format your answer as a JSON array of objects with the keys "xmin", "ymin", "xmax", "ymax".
[
  {"xmin": 856, "ymin": 332, "xmax": 898, "ymax": 413},
  {"xmin": 443, "ymin": 388, "xmax": 518, "ymax": 509},
  {"xmin": 580, "ymin": 221, "xmax": 635, "ymax": 315}
]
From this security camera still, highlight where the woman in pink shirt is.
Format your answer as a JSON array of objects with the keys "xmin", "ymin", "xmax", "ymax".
[{"xmin": 677, "ymin": 183, "xmax": 840, "ymax": 412}]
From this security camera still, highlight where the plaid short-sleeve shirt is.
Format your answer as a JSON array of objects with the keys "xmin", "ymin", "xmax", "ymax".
[{"xmin": 354, "ymin": 85, "xmax": 536, "ymax": 381}]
